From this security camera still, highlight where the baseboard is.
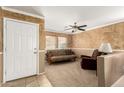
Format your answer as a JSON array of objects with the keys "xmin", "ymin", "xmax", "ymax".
[{"xmin": 37, "ymin": 72, "xmax": 45, "ymax": 75}]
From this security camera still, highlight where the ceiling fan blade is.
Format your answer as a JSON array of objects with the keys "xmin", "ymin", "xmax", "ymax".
[
  {"xmin": 79, "ymin": 25, "xmax": 87, "ymax": 28},
  {"xmin": 64, "ymin": 27, "xmax": 73, "ymax": 31},
  {"xmin": 69, "ymin": 25, "xmax": 74, "ymax": 27},
  {"xmin": 78, "ymin": 28, "xmax": 85, "ymax": 31}
]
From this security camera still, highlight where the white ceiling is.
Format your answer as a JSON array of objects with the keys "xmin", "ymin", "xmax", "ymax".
[{"xmin": 4, "ymin": 6, "xmax": 124, "ymax": 34}]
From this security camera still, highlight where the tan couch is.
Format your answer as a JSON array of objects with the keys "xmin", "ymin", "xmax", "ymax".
[{"xmin": 46, "ymin": 49, "xmax": 77, "ymax": 64}]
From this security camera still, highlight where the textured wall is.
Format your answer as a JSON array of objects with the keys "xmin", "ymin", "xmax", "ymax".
[
  {"xmin": 0, "ymin": 9, "xmax": 45, "ymax": 83},
  {"xmin": 72, "ymin": 22, "xmax": 124, "ymax": 49},
  {"xmin": 39, "ymin": 51, "xmax": 45, "ymax": 73},
  {"xmin": 71, "ymin": 48, "xmax": 94, "ymax": 58}
]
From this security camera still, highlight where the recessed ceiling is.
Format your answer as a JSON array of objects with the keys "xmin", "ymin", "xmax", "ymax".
[{"xmin": 4, "ymin": 6, "xmax": 124, "ymax": 34}]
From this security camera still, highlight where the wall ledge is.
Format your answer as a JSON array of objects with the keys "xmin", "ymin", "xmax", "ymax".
[{"xmin": 39, "ymin": 50, "xmax": 46, "ymax": 53}]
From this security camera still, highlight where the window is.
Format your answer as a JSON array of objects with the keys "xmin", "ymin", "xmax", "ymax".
[
  {"xmin": 46, "ymin": 36, "xmax": 68, "ymax": 49},
  {"xmin": 46, "ymin": 36, "xmax": 56, "ymax": 49},
  {"xmin": 58, "ymin": 37, "xmax": 67, "ymax": 49}
]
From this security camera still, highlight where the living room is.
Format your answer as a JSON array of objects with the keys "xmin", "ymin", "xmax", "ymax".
[
  {"xmin": 44, "ymin": 6, "xmax": 124, "ymax": 87},
  {"xmin": 1, "ymin": 0, "xmax": 124, "ymax": 93},
  {"xmin": 0, "ymin": 6, "xmax": 124, "ymax": 88}
]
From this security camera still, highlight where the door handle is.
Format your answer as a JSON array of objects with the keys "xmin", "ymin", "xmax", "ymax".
[
  {"xmin": 33, "ymin": 48, "xmax": 37, "ymax": 54},
  {"xmin": 34, "ymin": 51, "xmax": 37, "ymax": 54}
]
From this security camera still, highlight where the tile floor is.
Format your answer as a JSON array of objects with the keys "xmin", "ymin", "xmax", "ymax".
[{"xmin": 1, "ymin": 74, "xmax": 52, "ymax": 87}]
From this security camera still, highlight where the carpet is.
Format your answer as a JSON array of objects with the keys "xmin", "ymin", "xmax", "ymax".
[{"xmin": 45, "ymin": 59, "xmax": 98, "ymax": 87}]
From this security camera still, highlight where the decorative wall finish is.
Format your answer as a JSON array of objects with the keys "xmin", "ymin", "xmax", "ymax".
[{"xmin": 72, "ymin": 22, "xmax": 124, "ymax": 50}]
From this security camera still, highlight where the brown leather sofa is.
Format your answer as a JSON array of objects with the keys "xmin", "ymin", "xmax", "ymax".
[
  {"xmin": 46, "ymin": 49, "xmax": 77, "ymax": 64},
  {"xmin": 81, "ymin": 49, "xmax": 101, "ymax": 70}
]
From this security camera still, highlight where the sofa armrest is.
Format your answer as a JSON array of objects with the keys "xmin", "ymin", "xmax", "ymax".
[
  {"xmin": 46, "ymin": 52, "xmax": 53, "ymax": 63},
  {"xmin": 81, "ymin": 55, "xmax": 91, "ymax": 58},
  {"xmin": 81, "ymin": 57, "xmax": 97, "ymax": 70},
  {"xmin": 71, "ymin": 51, "xmax": 75, "ymax": 55},
  {"xmin": 82, "ymin": 57, "xmax": 96, "ymax": 61},
  {"xmin": 46, "ymin": 52, "xmax": 53, "ymax": 57}
]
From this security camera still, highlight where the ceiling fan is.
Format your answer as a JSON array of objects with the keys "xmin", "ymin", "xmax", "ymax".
[{"xmin": 64, "ymin": 22, "xmax": 87, "ymax": 33}]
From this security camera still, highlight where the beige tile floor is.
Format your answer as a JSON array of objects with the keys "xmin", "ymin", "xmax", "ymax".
[{"xmin": 1, "ymin": 74, "xmax": 52, "ymax": 87}]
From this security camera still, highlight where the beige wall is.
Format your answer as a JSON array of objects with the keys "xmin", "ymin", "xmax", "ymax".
[
  {"xmin": 97, "ymin": 53, "xmax": 124, "ymax": 87},
  {"xmin": 0, "ymin": 8, "xmax": 45, "ymax": 83},
  {"xmin": 72, "ymin": 22, "xmax": 124, "ymax": 50},
  {"xmin": 39, "ymin": 51, "xmax": 45, "ymax": 73},
  {"xmin": 71, "ymin": 48, "xmax": 94, "ymax": 58},
  {"xmin": 46, "ymin": 31, "xmax": 72, "ymax": 48}
]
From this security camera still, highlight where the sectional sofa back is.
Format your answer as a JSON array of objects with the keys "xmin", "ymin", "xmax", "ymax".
[{"xmin": 46, "ymin": 49, "xmax": 74, "ymax": 56}]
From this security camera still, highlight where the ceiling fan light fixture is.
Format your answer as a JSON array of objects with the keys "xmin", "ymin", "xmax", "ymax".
[{"xmin": 65, "ymin": 22, "xmax": 87, "ymax": 33}]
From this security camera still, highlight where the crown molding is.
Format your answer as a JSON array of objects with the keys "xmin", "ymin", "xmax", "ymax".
[
  {"xmin": 73, "ymin": 18, "xmax": 124, "ymax": 35},
  {"xmin": 1, "ymin": 6, "xmax": 44, "ymax": 19}
]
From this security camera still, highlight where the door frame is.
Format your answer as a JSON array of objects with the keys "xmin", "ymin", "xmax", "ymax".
[{"xmin": 3, "ymin": 17, "xmax": 39, "ymax": 83}]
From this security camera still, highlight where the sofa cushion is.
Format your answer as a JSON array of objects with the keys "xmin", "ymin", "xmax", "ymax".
[
  {"xmin": 51, "ymin": 55, "xmax": 76, "ymax": 62},
  {"xmin": 65, "ymin": 49, "xmax": 74, "ymax": 55}
]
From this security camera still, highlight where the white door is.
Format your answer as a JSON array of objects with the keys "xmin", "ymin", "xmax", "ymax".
[{"xmin": 4, "ymin": 18, "xmax": 39, "ymax": 82}]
